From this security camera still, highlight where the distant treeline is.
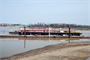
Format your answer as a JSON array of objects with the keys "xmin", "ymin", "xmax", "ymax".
[
  {"xmin": 0, "ymin": 23, "xmax": 21, "ymax": 26},
  {"xmin": 27, "ymin": 23, "xmax": 90, "ymax": 30},
  {"xmin": 0, "ymin": 23, "xmax": 90, "ymax": 30}
]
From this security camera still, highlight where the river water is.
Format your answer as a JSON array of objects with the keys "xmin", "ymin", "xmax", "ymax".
[{"xmin": 0, "ymin": 26, "xmax": 90, "ymax": 58}]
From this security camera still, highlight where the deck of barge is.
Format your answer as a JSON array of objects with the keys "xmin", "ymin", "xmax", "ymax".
[{"xmin": 0, "ymin": 34, "xmax": 90, "ymax": 39}]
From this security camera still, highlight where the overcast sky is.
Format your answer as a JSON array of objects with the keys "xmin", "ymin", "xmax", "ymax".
[{"xmin": 0, "ymin": 0, "xmax": 90, "ymax": 25}]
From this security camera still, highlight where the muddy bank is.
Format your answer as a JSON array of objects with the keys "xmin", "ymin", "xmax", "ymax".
[
  {"xmin": 0, "ymin": 42, "xmax": 90, "ymax": 60},
  {"xmin": 19, "ymin": 44, "xmax": 90, "ymax": 60}
]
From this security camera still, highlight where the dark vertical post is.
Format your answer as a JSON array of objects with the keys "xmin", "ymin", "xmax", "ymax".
[
  {"xmin": 69, "ymin": 27, "xmax": 70, "ymax": 38},
  {"xmin": 24, "ymin": 26, "xmax": 26, "ymax": 38}
]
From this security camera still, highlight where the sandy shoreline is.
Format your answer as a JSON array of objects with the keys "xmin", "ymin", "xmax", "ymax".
[
  {"xmin": 0, "ymin": 42, "xmax": 90, "ymax": 60},
  {"xmin": 18, "ymin": 45, "xmax": 90, "ymax": 60}
]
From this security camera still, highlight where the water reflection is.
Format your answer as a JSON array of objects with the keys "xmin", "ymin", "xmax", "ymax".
[
  {"xmin": 68, "ymin": 38, "xmax": 70, "ymax": 43},
  {"xmin": 24, "ymin": 40, "xmax": 26, "ymax": 48},
  {"xmin": 18, "ymin": 38, "xmax": 81, "ymax": 41},
  {"xmin": 20, "ymin": 37, "xmax": 89, "ymax": 48},
  {"xmin": 22, "ymin": 38, "xmax": 68, "ymax": 48},
  {"xmin": 0, "ymin": 37, "xmax": 90, "ymax": 58}
]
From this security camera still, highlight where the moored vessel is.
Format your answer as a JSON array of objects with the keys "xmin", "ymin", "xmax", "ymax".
[{"xmin": 9, "ymin": 29, "xmax": 82, "ymax": 36}]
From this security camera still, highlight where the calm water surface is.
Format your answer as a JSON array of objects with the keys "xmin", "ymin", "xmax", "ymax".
[{"xmin": 0, "ymin": 27, "xmax": 90, "ymax": 58}]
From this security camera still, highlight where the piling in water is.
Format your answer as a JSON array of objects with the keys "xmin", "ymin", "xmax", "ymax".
[
  {"xmin": 69, "ymin": 27, "xmax": 70, "ymax": 38},
  {"xmin": 24, "ymin": 26, "xmax": 26, "ymax": 38}
]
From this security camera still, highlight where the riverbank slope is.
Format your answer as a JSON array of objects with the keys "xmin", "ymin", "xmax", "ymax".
[{"xmin": 1, "ymin": 42, "xmax": 90, "ymax": 60}]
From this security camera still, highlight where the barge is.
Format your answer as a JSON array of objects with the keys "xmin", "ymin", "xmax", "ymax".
[{"xmin": 9, "ymin": 29, "xmax": 82, "ymax": 36}]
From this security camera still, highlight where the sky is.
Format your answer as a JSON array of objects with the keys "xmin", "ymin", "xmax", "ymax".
[{"xmin": 0, "ymin": 0, "xmax": 90, "ymax": 25}]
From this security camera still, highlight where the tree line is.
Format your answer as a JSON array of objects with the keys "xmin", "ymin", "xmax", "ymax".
[
  {"xmin": 0, "ymin": 23, "xmax": 90, "ymax": 30},
  {"xmin": 27, "ymin": 23, "xmax": 90, "ymax": 29}
]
